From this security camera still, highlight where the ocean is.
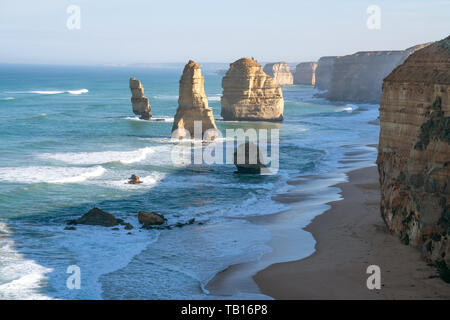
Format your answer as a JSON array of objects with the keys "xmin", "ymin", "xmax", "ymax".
[{"xmin": 0, "ymin": 64, "xmax": 379, "ymax": 299}]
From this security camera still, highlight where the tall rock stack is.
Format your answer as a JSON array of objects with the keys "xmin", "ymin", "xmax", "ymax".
[
  {"xmin": 314, "ymin": 56, "xmax": 337, "ymax": 91},
  {"xmin": 377, "ymin": 36, "xmax": 450, "ymax": 271},
  {"xmin": 221, "ymin": 58, "xmax": 284, "ymax": 121},
  {"xmin": 129, "ymin": 78, "xmax": 152, "ymax": 120},
  {"xmin": 294, "ymin": 62, "xmax": 318, "ymax": 85},
  {"xmin": 263, "ymin": 62, "xmax": 293, "ymax": 86},
  {"xmin": 172, "ymin": 60, "xmax": 217, "ymax": 140}
]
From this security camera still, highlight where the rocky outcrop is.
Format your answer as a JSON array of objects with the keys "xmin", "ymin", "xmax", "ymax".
[
  {"xmin": 127, "ymin": 174, "xmax": 142, "ymax": 184},
  {"xmin": 314, "ymin": 56, "xmax": 337, "ymax": 91},
  {"xmin": 221, "ymin": 58, "xmax": 284, "ymax": 121},
  {"xmin": 377, "ymin": 36, "xmax": 450, "ymax": 276},
  {"xmin": 294, "ymin": 62, "xmax": 317, "ymax": 85},
  {"xmin": 72, "ymin": 208, "xmax": 119, "ymax": 227},
  {"xmin": 129, "ymin": 78, "xmax": 151, "ymax": 120},
  {"xmin": 263, "ymin": 62, "xmax": 293, "ymax": 86},
  {"xmin": 326, "ymin": 44, "xmax": 428, "ymax": 103},
  {"xmin": 172, "ymin": 60, "xmax": 217, "ymax": 140},
  {"xmin": 138, "ymin": 211, "xmax": 166, "ymax": 227},
  {"xmin": 234, "ymin": 142, "xmax": 266, "ymax": 174}
]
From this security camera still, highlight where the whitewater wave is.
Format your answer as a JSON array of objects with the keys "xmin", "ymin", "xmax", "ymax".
[
  {"xmin": 152, "ymin": 94, "xmax": 178, "ymax": 100},
  {"xmin": 0, "ymin": 166, "xmax": 106, "ymax": 184},
  {"xmin": 0, "ymin": 223, "xmax": 52, "ymax": 300},
  {"xmin": 39, "ymin": 147, "xmax": 156, "ymax": 165},
  {"xmin": 335, "ymin": 104, "xmax": 356, "ymax": 112},
  {"xmin": 67, "ymin": 89, "xmax": 88, "ymax": 95},
  {"xmin": 125, "ymin": 116, "xmax": 174, "ymax": 123},
  {"xmin": 0, "ymin": 97, "xmax": 15, "ymax": 101},
  {"xmin": 6, "ymin": 89, "xmax": 89, "ymax": 96}
]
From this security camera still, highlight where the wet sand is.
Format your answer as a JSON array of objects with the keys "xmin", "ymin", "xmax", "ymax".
[{"xmin": 253, "ymin": 166, "xmax": 450, "ymax": 299}]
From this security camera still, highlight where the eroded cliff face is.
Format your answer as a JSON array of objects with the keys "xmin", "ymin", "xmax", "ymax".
[
  {"xmin": 294, "ymin": 62, "xmax": 317, "ymax": 85},
  {"xmin": 314, "ymin": 56, "xmax": 337, "ymax": 91},
  {"xmin": 172, "ymin": 60, "xmax": 217, "ymax": 140},
  {"xmin": 326, "ymin": 45, "xmax": 428, "ymax": 103},
  {"xmin": 377, "ymin": 36, "xmax": 450, "ymax": 273},
  {"xmin": 129, "ymin": 78, "xmax": 152, "ymax": 119},
  {"xmin": 263, "ymin": 62, "xmax": 293, "ymax": 86},
  {"xmin": 221, "ymin": 58, "xmax": 284, "ymax": 122}
]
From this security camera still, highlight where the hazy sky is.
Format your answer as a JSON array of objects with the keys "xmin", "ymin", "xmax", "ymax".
[{"xmin": 0, "ymin": 0, "xmax": 449, "ymax": 65}]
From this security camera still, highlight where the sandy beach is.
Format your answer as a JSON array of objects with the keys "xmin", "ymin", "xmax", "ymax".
[{"xmin": 253, "ymin": 166, "xmax": 450, "ymax": 299}]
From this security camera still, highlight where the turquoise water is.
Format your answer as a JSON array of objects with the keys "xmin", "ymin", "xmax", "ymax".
[{"xmin": 0, "ymin": 64, "xmax": 379, "ymax": 299}]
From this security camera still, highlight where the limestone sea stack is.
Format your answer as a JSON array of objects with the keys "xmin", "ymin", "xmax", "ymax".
[
  {"xmin": 129, "ymin": 78, "xmax": 152, "ymax": 120},
  {"xmin": 294, "ymin": 62, "xmax": 317, "ymax": 85},
  {"xmin": 314, "ymin": 56, "xmax": 337, "ymax": 91},
  {"xmin": 221, "ymin": 58, "xmax": 284, "ymax": 122},
  {"xmin": 172, "ymin": 60, "xmax": 217, "ymax": 140},
  {"xmin": 263, "ymin": 62, "xmax": 293, "ymax": 86},
  {"xmin": 377, "ymin": 36, "xmax": 450, "ymax": 272},
  {"xmin": 325, "ymin": 44, "xmax": 429, "ymax": 103}
]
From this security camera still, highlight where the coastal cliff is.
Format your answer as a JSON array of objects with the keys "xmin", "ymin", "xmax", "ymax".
[
  {"xmin": 129, "ymin": 78, "xmax": 151, "ymax": 120},
  {"xmin": 172, "ymin": 60, "xmax": 217, "ymax": 140},
  {"xmin": 221, "ymin": 58, "xmax": 284, "ymax": 121},
  {"xmin": 294, "ymin": 62, "xmax": 317, "ymax": 85},
  {"xmin": 377, "ymin": 36, "xmax": 450, "ymax": 274},
  {"xmin": 263, "ymin": 62, "xmax": 293, "ymax": 86},
  {"xmin": 314, "ymin": 56, "xmax": 337, "ymax": 91},
  {"xmin": 326, "ymin": 45, "xmax": 428, "ymax": 103}
]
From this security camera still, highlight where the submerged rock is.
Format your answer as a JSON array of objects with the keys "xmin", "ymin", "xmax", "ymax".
[
  {"xmin": 172, "ymin": 60, "xmax": 217, "ymax": 140},
  {"xmin": 221, "ymin": 58, "xmax": 284, "ymax": 122},
  {"xmin": 138, "ymin": 211, "xmax": 166, "ymax": 227},
  {"xmin": 263, "ymin": 62, "xmax": 293, "ymax": 86},
  {"xmin": 377, "ymin": 35, "xmax": 450, "ymax": 272},
  {"xmin": 294, "ymin": 62, "xmax": 317, "ymax": 85},
  {"xmin": 233, "ymin": 142, "xmax": 266, "ymax": 174},
  {"xmin": 127, "ymin": 174, "xmax": 142, "ymax": 184},
  {"xmin": 129, "ymin": 77, "xmax": 152, "ymax": 120},
  {"xmin": 73, "ymin": 207, "xmax": 119, "ymax": 227}
]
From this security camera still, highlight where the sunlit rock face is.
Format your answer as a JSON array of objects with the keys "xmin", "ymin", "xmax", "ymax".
[
  {"xmin": 314, "ymin": 56, "xmax": 337, "ymax": 91},
  {"xmin": 294, "ymin": 62, "xmax": 317, "ymax": 86},
  {"xmin": 129, "ymin": 78, "xmax": 152, "ymax": 120},
  {"xmin": 221, "ymin": 58, "xmax": 284, "ymax": 122},
  {"xmin": 263, "ymin": 62, "xmax": 293, "ymax": 86},
  {"xmin": 172, "ymin": 60, "xmax": 217, "ymax": 140},
  {"xmin": 326, "ymin": 44, "xmax": 429, "ymax": 103},
  {"xmin": 377, "ymin": 36, "xmax": 450, "ymax": 270}
]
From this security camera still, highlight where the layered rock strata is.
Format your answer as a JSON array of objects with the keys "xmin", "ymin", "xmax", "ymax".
[
  {"xmin": 326, "ymin": 44, "xmax": 428, "ymax": 103},
  {"xmin": 263, "ymin": 62, "xmax": 293, "ymax": 86},
  {"xmin": 314, "ymin": 56, "xmax": 337, "ymax": 91},
  {"xmin": 221, "ymin": 58, "xmax": 284, "ymax": 121},
  {"xmin": 129, "ymin": 78, "xmax": 152, "ymax": 120},
  {"xmin": 294, "ymin": 62, "xmax": 317, "ymax": 85},
  {"xmin": 377, "ymin": 36, "xmax": 450, "ymax": 274},
  {"xmin": 172, "ymin": 60, "xmax": 217, "ymax": 140}
]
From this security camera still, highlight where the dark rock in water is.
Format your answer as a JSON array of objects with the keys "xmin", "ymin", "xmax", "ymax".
[
  {"xmin": 64, "ymin": 226, "xmax": 76, "ymax": 231},
  {"xmin": 112, "ymin": 227, "xmax": 120, "ymax": 231},
  {"xmin": 233, "ymin": 142, "xmax": 266, "ymax": 174},
  {"xmin": 138, "ymin": 211, "xmax": 165, "ymax": 227},
  {"xmin": 188, "ymin": 218, "xmax": 195, "ymax": 225},
  {"xmin": 74, "ymin": 207, "xmax": 119, "ymax": 227},
  {"xmin": 127, "ymin": 174, "xmax": 142, "ymax": 184},
  {"xmin": 123, "ymin": 223, "xmax": 134, "ymax": 230}
]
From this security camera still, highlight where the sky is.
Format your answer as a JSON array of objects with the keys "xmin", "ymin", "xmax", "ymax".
[{"xmin": 0, "ymin": 0, "xmax": 449, "ymax": 65}]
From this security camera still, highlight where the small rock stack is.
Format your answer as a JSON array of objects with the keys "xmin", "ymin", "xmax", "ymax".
[{"xmin": 129, "ymin": 77, "xmax": 152, "ymax": 120}]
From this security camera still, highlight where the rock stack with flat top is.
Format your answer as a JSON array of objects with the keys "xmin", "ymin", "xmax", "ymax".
[
  {"xmin": 221, "ymin": 58, "xmax": 284, "ymax": 121},
  {"xmin": 172, "ymin": 60, "xmax": 217, "ymax": 140},
  {"xmin": 263, "ymin": 62, "xmax": 293, "ymax": 86},
  {"xmin": 129, "ymin": 78, "xmax": 152, "ymax": 120}
]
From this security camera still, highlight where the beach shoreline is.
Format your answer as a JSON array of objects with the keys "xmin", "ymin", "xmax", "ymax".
[{"xmin": 253, "ymin": 166, "xmax": 450, "ymax": 299}]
